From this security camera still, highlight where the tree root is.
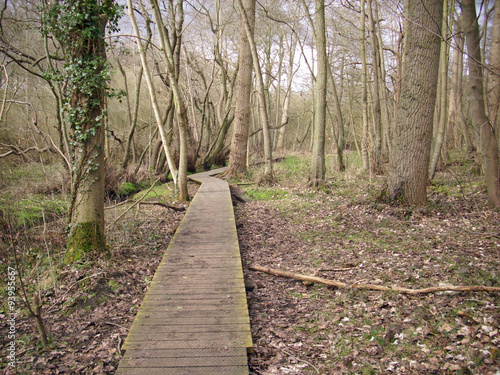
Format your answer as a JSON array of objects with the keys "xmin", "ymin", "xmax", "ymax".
[{"xmin": 249, "ymin": 264, "xmax": 500, "ymax": 295}]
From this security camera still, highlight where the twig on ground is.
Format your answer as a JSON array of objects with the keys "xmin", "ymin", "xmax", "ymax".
[
  {"xmin": 105, "ymin": 322, "xmax": 129, "ymax": 331},
  {"xmin": 271, "ymin": 344, "xmax": 320, "ymax": 374}
]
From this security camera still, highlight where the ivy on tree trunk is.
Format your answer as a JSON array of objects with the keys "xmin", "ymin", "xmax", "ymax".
[{"xmin": 42, "ymin": 0, "xmax": 122, "ymax": 262}]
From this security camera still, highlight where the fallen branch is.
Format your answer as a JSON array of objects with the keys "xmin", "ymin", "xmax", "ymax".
[
  {"xmin": 106, "ymin": 199, "xmax": 184, "ymax": 211},
  {"xmin": 249, "ymin": 264, "xmax": 500, "ymax": 295},
  {"xmin": 107, "ymin": 178, "xmax": 161, "ymax": 229},
  {"xmin": 137, "ymin": 201, "xmax": 185, "ymax": 211}
]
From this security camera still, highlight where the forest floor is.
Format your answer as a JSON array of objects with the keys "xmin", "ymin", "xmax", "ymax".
[
  {"xmin": 0, "ymin": 155, "xmax": 499, "ymax": 374},
  {"xmin": 0, "ymin": 170, "xmax": 198, "ymax": 374},
  {"xmin": 234, "ymin": 156, "xmax": 500, "ymax": 374}
]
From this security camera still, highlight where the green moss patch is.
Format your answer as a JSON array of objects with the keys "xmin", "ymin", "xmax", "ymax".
[{"xmin": 65, "ymin": 221, "xmax": 107, "ymax": 264}]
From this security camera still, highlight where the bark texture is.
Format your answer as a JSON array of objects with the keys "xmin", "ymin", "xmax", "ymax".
[
  {"xmin": 226, "ymin": 0, "xmax": 255, "ymax": 177},
  {"xmin": 236, "ymin": 0, "xmax": 273, "ymax": 179},
  {"xmin": 385, "ymin": 0, "xmax": 443, "ymax": 206},
  {"xmin": 488, "ymin": 1, "xmax": 500, "ymax": 135},
  {"xmin": 462, "ymin": 0, "xmax": 500, "ymax": 208},
  {"xmin": 310, "ymin": 0, "xmax": 328, "ymax": 186},
  {"xmin": 65, "ymin": 0, "xmax": 111, "ymax": 262}
]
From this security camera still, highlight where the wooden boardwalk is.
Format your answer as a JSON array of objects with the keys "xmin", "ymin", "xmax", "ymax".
[{"xmin": 116, "ymin": 169, "xmax": 253, "ymax": 374}]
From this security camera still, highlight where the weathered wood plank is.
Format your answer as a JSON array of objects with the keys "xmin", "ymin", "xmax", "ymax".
[
  {"xmin": 121, "ymin": 336, "xmax": 252, "ymax": 350},
  {"xmin": 116, "ymin": 365, "xmax": 250, "ymax": 375},
  {"xmin": 119, "ymin": 355, "xmax": 248, "ymax": 368},
  {"xmin": 126, "ymin": 315, "xmax": 250, "ymax": 327},
  {"xmin": 117, "ymin": 347, "xmax": 244, "ymax": 358}
]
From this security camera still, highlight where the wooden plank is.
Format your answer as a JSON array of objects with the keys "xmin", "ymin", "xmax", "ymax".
[
  {"xmin": 128, "ymin": 324, "xmax": 251, "ymax": 335},
  {"xmin": 127, "ymin": 315, "xmax": 250, "ymax": 327},
  {"xmin": 119, "ymin": 355, "xmax": 248, "ymax": 368},
  {"xmin": 117, "ymin": 168, "xmax": 252, "ymax": 374},
  {"xmin": 117, "ymin": 347, "xmax": 244, "ymax": 359},
  {"xmin": 121, "ymin": 337, "xmax": 252, "ymax": 350},
  {"xmin": 116, "ymin": 365, "xmax": 250, "ymax": 375}
]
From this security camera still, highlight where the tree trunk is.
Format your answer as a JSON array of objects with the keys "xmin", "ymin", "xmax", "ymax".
[
  {"xmin": 226, "ymin": 0, "xmax": 255, "ymax": 177},
  {"xmin": 360, "ymin": 0, "xmax": 370, "ymax": 171},
  {"xmin": 63, "ymin": 0, "xmax": 116, "ymax": 262},
  {"xmin": 236, "ymin": 0, "xmax": 273, "ymax": 179},
  {"xmin": 367, "ymin": 0, "xmax": 382, "ymax": 172},
  {"xmin": 452, "ymin": 20, "xmax": 474, "ymax": 154},
  {"xmin": 276, "ymin": 34, "xmax": 297, "ymax": 151},
  {"xmin": 374, "ymin": 0, "xmax": 391, "ymax": 159},
  {"xmin": 488, "ymin": 0, "xmax": 500, "ymax": 135},
  {"xmin": 327, "ymin": 63, "xmax": 345, "ymax": 172},
  {"xmin": 310, "ymin": 0, "xmax": 327, "ymax": 186},
  {"xmin": 127, "ymin": 0, "xmax": 178, "ymax": 186},
  {"xmin": 202, "ymin": 4, "xmax": 237, "ymax": 169},
  {"xmin": 429, "ymin": 0, "xmax": 451, "ymax": 179},
  {"xmin": 384, "ymin": 0, "xmax": 443, "ymax": 206},
  {"xmin": 447, "ymin": 24, "xmax": 463, "ymax": 155},
  {"xmin": 120, "ymin": 63, "xmax": 143, "ymax": 172},
  {"xmin": 149, "ymin": 0, "xmax": 189, "ymax": 201},
  {"xmin": 462, "ymin": 0, "xmax": 500, "ymax": 208}
]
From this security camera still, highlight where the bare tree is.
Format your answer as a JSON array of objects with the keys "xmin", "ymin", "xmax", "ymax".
[
  {"xmin": 127, "ymin": 0, "xmax": 179, "ymax": 187},
  {"xmin": 235, "ymin": 0, "xmax": 273, "ymax": 178},
  {"xmin": 360, "ymin": 0, "xmax": 370, "ymax": 171},
  {"xmin": 148, "ymin": 0, "xmax": 190, "ymax": 201},
  {"xmin": 367, "ymin": 0, "xmax": 382, "ymax": 172}
]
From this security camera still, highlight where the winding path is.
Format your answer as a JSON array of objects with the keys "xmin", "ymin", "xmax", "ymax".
[{"xmin": 116, "ymin": 168, "xmax": 253, "ymax": 374}]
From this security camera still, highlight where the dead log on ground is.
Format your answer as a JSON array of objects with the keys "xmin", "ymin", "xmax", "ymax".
[{"xmin": 249, "ymin": 264, "xmax": 500, "ymax": 295}]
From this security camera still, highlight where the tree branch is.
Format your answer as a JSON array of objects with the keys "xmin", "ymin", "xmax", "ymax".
[{"xmin": 249, "ymin": 264, "xmax": 500, "ymax": 295}]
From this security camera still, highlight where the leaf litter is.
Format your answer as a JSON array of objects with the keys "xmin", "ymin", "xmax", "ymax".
[{"xmin": 235, "ymin": 180, "xmax": 500, "ymax": 375}]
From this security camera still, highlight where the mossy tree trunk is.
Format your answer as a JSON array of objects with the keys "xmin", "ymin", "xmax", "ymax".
[
  {"xmin": 42, "ymin": 0, "xmax": 120, "ymax": 262},
  {"xmin": 65, "ymin": 5, "xmax": 109, "ymax": 263}
]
